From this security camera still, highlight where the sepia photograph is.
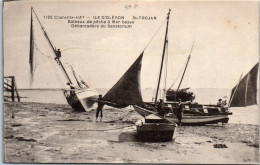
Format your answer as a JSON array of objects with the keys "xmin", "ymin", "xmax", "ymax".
[{"xmin": 3, "ymin": 0, "xmax": 259, "ymax": 163}]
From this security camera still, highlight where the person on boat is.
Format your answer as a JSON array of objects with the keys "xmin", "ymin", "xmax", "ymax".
[
  {"xmin": 217, "ymin": 99, "xmax": 222, "ymax": 106},
  {"xmin": 67, "ymin": 82, "xmax": 76, "ymax": 95},
  {"xmin": 54, "ymin": 49, "xmax": 61, "ymax": 61},
  {"xmin": 96, "ymin": 95, "xmax": 104, "ymax": 120},
  {"xmin": 81, "ymin": 80, "xmax": 89, "ymax": 88},
  {"xmin": 222, "ymin": 100, "xmax": 227, "ymax": 106},
  {"xmin": 176, "ymin": 99, "xmax": 183, "ymax": 126},
  {"xmin": 190, "ymin": 93, "xmax": 196, "ymax": 102},
  {"xmin": 157, "ymin": 99, "xmax": 166, "ymax": 118}
]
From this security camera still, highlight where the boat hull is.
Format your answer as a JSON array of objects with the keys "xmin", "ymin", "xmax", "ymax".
[
  {"xmin": 165, "ymin": 114, "xmax": 229, "ymax": 126},
  {"xmin": 133, "ymin": 105, "xmax": 230, "ymax": 125},
  {"xmin": 65, "ymin": 88, "xmax": 99, "ymax": 112},
  {"xmin": 135, "ymin": 115, "xmax": 176, "ymax": 142}
]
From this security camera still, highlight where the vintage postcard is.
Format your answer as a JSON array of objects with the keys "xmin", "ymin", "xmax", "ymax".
[{"xmin": 3, "ymin": 0, "xmax": 259, "ymax": 163}]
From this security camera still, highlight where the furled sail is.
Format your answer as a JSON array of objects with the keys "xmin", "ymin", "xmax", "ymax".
[
  {"xmin": 103, "ymin": 52, "xmax": 144, "ymax": 107},
  {"xmin": 29, "ymin": 8, "xmax": 61, "ymax": 86},
  {"xmin": 29, "ymin": 7, "xmax": 35, "ymax": 85},
  {"xmin": 230, "ymin": 62, "xmax": 259, "ymax": 107}
]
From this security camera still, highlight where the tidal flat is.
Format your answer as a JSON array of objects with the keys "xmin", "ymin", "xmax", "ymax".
[{"xmin": 3, "ymin": 102, "xmax": 259, "ymax": 163}]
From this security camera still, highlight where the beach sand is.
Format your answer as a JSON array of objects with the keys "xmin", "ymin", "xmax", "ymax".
[{"xmin": 3, "ymin": 102, "xmax": 259, "ymax": 163}]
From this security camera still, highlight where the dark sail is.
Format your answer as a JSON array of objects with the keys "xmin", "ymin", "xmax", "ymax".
[
  {"xmin": 29, "ymin": 7, "xmax": 35, "ymax": 85},
  {"xmin": 103, "ymin": 52, "xmax": 144, "ymax": 107},
  {"xmin": 230, "ymin": 63, "xmax": 259, "ymax": 107}
]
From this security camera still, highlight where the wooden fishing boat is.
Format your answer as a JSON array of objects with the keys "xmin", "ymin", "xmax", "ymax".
[
  {"xmin": 133, "ymin": 105, "xmax": 230, "ymax": 125},
  {"xmin": 135, "ymin": 62, "xmax": 259, "ymax": 125},
  {"xmin": 135, "ymin": 114, "xmax": 176, "ymax": 142},
  {"xmin": 64, "ymin": 88, "xmax": 99, "ymax": 111},
  {"xmin": 137, "ymin": 9, "xmax": 232, "ymax": 125},
  {"xmin": 163, "ymin": 40, "xmax": 231, "ymax": 118},
  {"xmin": 29, "ymin": 7, "xmax": 98, "ymax": 111}
]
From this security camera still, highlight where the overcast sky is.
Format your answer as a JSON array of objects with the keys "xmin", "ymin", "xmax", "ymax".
[{"xmin": 3, "ymin": 0, "xmax": 259, "ymax": 89}]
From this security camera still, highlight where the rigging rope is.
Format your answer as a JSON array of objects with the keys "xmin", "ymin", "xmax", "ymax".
[
  {"xmin": 32, "ymin": 41, "xmax": 52, "ymax": 74},
  {"xmin": 168, "ymin": 42, "xmax": 195, "ymax": 90},
  {"xmin": 150, "ymin": 18, "xmax": 169, "ymax": 102},
  {"xmin": 143, "ymin": 19, "xmax": 167, "ymax": 52},
  {"xmin": 34, "ymin": 42, "xmax": 51, "ymax": 58},
  {"xmin": 48, "ymin": 56, "xmax": 66, "ymax": 90},
  {"xmin": 31, "ymin": 8, "xmax": 72, "ymax": 89},
  {"xmin": 32, "ymin": 8, "xmax": 56, "ymax": 51},
  {"xmin": 168, "ymin": 56, "xmax": 188, "ymax": 90},
  {"xmin": 152, "ymin": 61, "xmax": 163, "ymax": 102},
  {"xmin": 32, "ymin": 25, "xmax": 67, "ymax": 90}
]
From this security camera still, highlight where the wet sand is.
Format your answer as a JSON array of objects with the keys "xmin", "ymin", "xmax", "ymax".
[{"xmin": 3, "ymin": 102, "xmax": 259, "ymax": 163}]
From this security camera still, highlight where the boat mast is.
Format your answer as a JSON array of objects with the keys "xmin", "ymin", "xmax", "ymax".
[
  {"xmin": 154, "ymin": 9, "xmax": 171, "ymax": 105},
  {"xmin": 31, "ymin": 7, "xmax": 73, "ymax": 84},
  {"xmin": 176, "ymin": 42, "xmax": 194, "ymax": 90}
]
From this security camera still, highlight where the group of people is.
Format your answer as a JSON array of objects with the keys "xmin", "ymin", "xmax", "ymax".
[
  {"xmin": 217, "ymin": 98, "xmax": 227, "ymax": 106},
  {"xmin": 157, "ymin": 99, "xmax": 183, "ymax": 126}
]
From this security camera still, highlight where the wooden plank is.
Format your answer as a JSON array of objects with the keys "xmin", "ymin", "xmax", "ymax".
[
  {"xmin": 11, "ymin": 77, "xmax": 15, "ymax": 101},
  {"xmin": 14, "ymin": 79, "xmax": 20, "ymax": 102},
  {"xmin": 4, "ymin": 76, "xmax": 14, "ymax": 78},
  {"xmin": 4, "ymin": 82, "xmax": 12, "ymax": 88}
]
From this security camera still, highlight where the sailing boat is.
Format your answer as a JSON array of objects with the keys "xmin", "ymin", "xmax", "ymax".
[
  {"xmin": 101, "ymin": 9, "xmax": 232, "ymax": 126},
  {"xmin": 103, "ymin": 9, "xmax": 176, "ymax": 141},
  {"xmin": 153, "ymin": 41, "xmax": 233, "ymax": 124},
  {"xmin": 101, "ymin": 9, "xmax": 231, "ymax": 125},
  {"xmin": 131, "ymin": 16, "xmax": 232, "ymax": 125},
  {"xmin": 229, "ymin": 62, "xmax": 259, "ymax": 107},
  {"xmin": 29, "ymin": 7, "xmax": 99, "ymax": 111}
]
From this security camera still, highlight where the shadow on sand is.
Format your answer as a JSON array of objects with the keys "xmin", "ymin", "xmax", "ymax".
[
  {"xmin": 118, "ymin": 132, "xmax": 138, "ymax": 142},
  {"xmin": 118, "ymin": 131, "xmax": 175, "ymax": 143}
]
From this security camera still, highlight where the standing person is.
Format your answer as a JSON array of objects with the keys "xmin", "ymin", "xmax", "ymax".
[
  {"xmin": 157, "ymin": 99, "xmax": 166, "ymax": 118},
  {"xmin": 176, "ymin": 99, "xmax": 183, "ymax": 126},
  {"xmin": 96, "ymin": 95, "xmax": 104, "ymax": 120}
]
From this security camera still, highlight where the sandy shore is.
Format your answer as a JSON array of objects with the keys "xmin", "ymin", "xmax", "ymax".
[{"xmin": 3, "ymin": 102, "xmax": 259, "ymax": 163}]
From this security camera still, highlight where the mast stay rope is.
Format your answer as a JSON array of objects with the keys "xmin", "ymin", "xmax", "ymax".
[{"xmin": 143, "ymin": 19, "xmax": 167, "ymax": 52}]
